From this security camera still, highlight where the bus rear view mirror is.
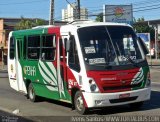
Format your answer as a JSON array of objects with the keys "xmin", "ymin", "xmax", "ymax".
[
  {"xmin": 66, "ymin": 39, "xmax": 70, "ymax": 52},
  {"xmin": 53, "ymin": 36, "xmax": 56, "ymax": 48},
  {"xmin": 138, "ymin": 37, "xmax": 149, "ymax": 55}
]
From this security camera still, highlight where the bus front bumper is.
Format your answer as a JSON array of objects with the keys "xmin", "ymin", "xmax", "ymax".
[{"xmin": 82, "ymin": 87, "xmax": 151, "ymax": 108}]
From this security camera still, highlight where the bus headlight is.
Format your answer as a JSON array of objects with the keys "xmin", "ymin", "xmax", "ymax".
[
  {"xmin": 89, "ymin": 78, "xmax": 99, "ymax": 93},
  {"xmin": 145, "ymin": 72, "xmax": 151, "ymax": 87}
]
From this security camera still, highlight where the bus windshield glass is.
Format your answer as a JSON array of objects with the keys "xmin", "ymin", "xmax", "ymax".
[{"xmin": 78, "ymin": 26, "xmax": 144, "ymax": 66}]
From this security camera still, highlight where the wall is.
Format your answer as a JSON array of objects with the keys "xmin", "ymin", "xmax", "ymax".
[{"xmin": 0, "ymin": 19, "xmax": 4, "ymax": 45}]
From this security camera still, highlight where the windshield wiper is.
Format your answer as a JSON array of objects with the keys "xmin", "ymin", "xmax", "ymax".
[{"xmin": 126, "ymin": 56, "xmax": 139, "ymax": 67}]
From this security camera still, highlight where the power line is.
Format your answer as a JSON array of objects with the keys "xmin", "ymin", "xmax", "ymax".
[
  {"xmin": 65, "ymin": 0, "xmax": 76, "ymax": 10},
  {"xmin": 132, "ymin": 0, "xmax": 160, "ymax": 5},
  {"xmin": 64, "ymin": 0, "xmax": 81, "ymax": 20},
  {"xmin": 83, "ymin": 0, "xmax": 160, "ymax": 11},
  {"xmin": 88, "ymin": 2, "xmax": 160, "ymax": 12},
  {"xmin": 134, "ymin": 5, "xmax": 160, "ymax": 12},
  {"xmin": 87, "ymin": 2, "xmax": 160, "ymax": 16},
  {"xmin": 1, "ymin": 0, "xmax": 160, "ymax": 21},
  {"xmin": 0, "ymin": 0, "xmax": 47, "ymax": 6},
  {"xmin": 134, "ymin": 3, "xmax": 160, "ymax": 10},
  {"xmin": 89, "ymin": 6, "xmax": 160, "ymax": 17}
]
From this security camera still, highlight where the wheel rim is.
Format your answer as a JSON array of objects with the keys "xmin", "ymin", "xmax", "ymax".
[
  {"xmin": 29, "ymin": 87, "xmax": 34, "ymax": 100},
  {"xmin": 76, "ymin": 95, "xmax": 84, "ymax": 111}
]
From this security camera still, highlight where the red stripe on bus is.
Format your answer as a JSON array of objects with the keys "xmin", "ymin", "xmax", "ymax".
[{"xmin": 48, "ymin": 27, "xmax": 60, "ymax": 36}]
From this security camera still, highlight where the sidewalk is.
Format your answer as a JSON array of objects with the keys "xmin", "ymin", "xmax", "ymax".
[
  {"xmin": 150, "ymin": 68, "xmax": 160, "ymax": 83},
  {"xmin": 0, "ymin": 62, "xmax": 7, "ymax": 72},
  {"xmin": 147, "ymin": 58, "xmax": 160, "ymax": 66}
]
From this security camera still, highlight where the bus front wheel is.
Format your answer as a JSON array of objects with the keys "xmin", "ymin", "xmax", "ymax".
[
  {"xmin": 28, "ymin": 83, "xmax": 38, "ymax": 102},
  {"xmin": 74, "ymin": 91, "xmax": 87, "ymax": 115}
]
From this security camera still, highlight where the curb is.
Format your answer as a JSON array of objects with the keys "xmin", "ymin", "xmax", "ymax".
[
  {"xmin": 0, "ymin": 76, "xmax": 8, "ymax": 78},
  {"xmin": 0, "ymin": 106, "xmax": 14, "ymax": 115},
  {"xmin": 0, "ymin": 107, "xmax": 34, "ymax": 122},
  {"xmin": 152, "ymin": 82, "xmax": 160, "ymax": 84},
  {"xmin": 0, "ymin": 70, "xmax": 8, "ymax": 78},
  {"xmin": 0, "ymin": 70, "xmax": 8, "ymax": 73},
  {"xmin": 149, "ymin": 65, "xmax": 160, "ymax": 66}
]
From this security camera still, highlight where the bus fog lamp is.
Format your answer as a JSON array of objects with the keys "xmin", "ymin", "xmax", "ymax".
[
  {"xmin": 95, "ymin": 100, "xmax": 104, "ymax": 105},
  {"xmin": 90, "ymin": 84, "xmax": 97, "ymax": 92}
]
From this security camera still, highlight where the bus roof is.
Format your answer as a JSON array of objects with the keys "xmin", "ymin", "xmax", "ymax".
[
  {"xmin": 12, "ymin": 26, "xmax": 60, "ymax": 37},
  {"xmin": 65, "ymin": 20, "xmax": 131, "ymax": 28},
  {"xmin": 11, "ymin": 20, "xmax": 132, "ymax": 37}
]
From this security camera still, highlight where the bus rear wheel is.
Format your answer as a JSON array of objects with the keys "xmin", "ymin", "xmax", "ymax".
[
  {"xmin": 28, "ymin": 83, "xmax": 38, "ymax": 102},
  {"xmin": 74, "ymin": 91, "xmax": 87, "ymax": 115}
]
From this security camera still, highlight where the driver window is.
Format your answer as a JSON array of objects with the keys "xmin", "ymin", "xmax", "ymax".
[{"xmin": 68, "ymin": 35, "xmax": 80, "ymax": 72}]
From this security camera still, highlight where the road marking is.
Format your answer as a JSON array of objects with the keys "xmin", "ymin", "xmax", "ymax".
[{"xmin": 12, "ymin": 109, "xmax": 20, "ymax": 115}]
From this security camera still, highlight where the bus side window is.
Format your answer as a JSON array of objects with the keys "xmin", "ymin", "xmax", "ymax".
[
  {"xmin": 68, "ymin": 35, "xmax": 80, "ymax": 72},
  {"xmin": 27, "ymin": 36, "xmax": 40, "ymax": 60},
  {"xmin": 60, "ymin": 38, "xmax": 63, "ymax": 57},
  {"xmin": 9, "ymin": 37, "xmax": 15, "ymax": 59},
  {"xmin": 64, "ymin": 38, "xmax": 68, "ymax": 56},
  {"xmin": 23, "ymin": 36, "xmax": 27, "ymax": 59},
  {"xmin": 41, "ymin": 35, "xmax": 56, "ymax": 61},
  {"xmin": 17, "ymin": 40, "xmax": 22, "ymax": 60}
]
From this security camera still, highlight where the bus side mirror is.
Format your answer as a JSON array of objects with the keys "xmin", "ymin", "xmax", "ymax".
[
  {"xmin": 65, "ymin": 39, "xmax": 70, "ymax": 52},
  {"xmin": 138, "ymin": 37, "xmax": 149, "ymax": 55},
  {"xmin": 53, "ymin": 36, "xmax": 56, "ymax": 48}
]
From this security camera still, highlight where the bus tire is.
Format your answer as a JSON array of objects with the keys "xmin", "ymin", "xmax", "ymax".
[
  {"xmin": 28, "ymin": 83, "xmax": 38, "ymax": 102},
  {"xmin": 74, "ymin": 91, "xmax": 87, "ymax": 115},
  {"xmin": 129, "ymin": 101, "xmax": 144, "ymax": 110}
]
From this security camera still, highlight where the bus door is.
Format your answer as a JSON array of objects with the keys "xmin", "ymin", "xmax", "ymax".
[
  {"xmin": 8, "ymin": 35, "xmax": 19, "ymax": 91},
  {"xmin": 15, "ymin": 38, "xmax": 27, "ymax": 93},
  {"xmin": 57, "ymin": 37, "xmax": 68, "ymax": 100}
]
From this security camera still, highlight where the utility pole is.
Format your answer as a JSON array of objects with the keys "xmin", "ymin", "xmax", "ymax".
[
  {"xmin": 154, "ymin": 26, "xmax": 158, "ymax": 59},
  {"xmin": 77, "ymin": 0, "xmax": 80, "ymax": 19},
  {"xmin": 1, "ymin": 47, "xmax": 4, "ymax": 70},
  {"xmin": 49, "ymin": 0, "xmax": 54, "ymax": 25},
  {"xmin": 0, "ymin": 31, "xmax": 5, "ymax": 69}
]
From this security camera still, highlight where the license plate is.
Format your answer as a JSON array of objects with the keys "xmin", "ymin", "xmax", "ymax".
[{"xmin": 119, "ymin": 93, "xmax": 130, "ymax": 99}]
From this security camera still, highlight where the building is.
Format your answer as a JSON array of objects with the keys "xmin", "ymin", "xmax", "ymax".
[
  {"xmin": 62, "ymin": 3, "xmax": 88, "ymax": 22},
  {"xmin": 0, "ymin": 17, "xmax": 67, "ymax": 63},
  {"xmin": 0, "ymin": 18, "xmax": 22, "ymax": 62},
  {"xmin": 134, "ymin": 19, "xmax": 160, "ymax": 42},
  {"xmin": 80, "ymin": 8, "xmax": 88, "ymax": 20}
]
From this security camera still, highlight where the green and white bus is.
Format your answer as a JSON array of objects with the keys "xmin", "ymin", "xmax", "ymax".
[{"xmin": 8, "ymin": 21, "xmax": 151, "ymax": 114}]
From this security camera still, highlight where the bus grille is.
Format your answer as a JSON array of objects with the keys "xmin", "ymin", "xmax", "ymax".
[
  {"xmin": 109, "ymin": 96, "xmax": 138, "ymax": 103},
  {"xmin": 103, "ymin": 82, "xmax": 142, "ymax": 92}
]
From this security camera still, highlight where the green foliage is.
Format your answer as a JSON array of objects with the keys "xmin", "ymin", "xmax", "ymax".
[
  {"xmin": 137, "ymin": 17, "xmax": 145, "ymax": 22},
  {"xmin": 133, "ymin": 17, "xmax": 155, "ymax": 40},
  {"xmin": 15, "ymin": 17, "xmax": 46, "ymax": 30},
  {"xmin": 95, "ymin": 13, "xmax": 103, "ymax": 22}
]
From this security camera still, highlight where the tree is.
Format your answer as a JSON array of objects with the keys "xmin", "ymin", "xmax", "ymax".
[
  {"xmin": 15, "ymin": 17, "xmax": 46, "ymax": 30},
  {"xmin": 33, "ymin": 19, "xmax": 47, "ymax": 27},
  {"xmin": 137, "ymin": 17, "xmax": 145, "ymax": 22},
  {"xmin": 133, "ymin": 17, "xmax": 155, "ymax": 41},
  {"xmin": 95, "ymin": 13, "xmax": 103, "ymax": 22}
]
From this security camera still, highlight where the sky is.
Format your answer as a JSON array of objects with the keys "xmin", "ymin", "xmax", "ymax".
[{"xmin": 0, "ymin": 0, "xmax": 160, "ymax": 21}]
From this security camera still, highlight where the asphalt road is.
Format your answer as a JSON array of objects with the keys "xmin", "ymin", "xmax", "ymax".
[
  {"xmin": 0, "ymin": 70, "xmax": 8, "ymax": 78},
  {"xmin": 0, "ymin": 110, "xmax": 33, "ymax": 122},
  {"xmin": 0, "ymin": 67, "xmax": 160, "ymax": 122}
]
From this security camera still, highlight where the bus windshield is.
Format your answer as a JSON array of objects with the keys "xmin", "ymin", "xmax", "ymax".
[{"xmin": 78, "ymin": 26, "xmax": 144, "ymax": 66}]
